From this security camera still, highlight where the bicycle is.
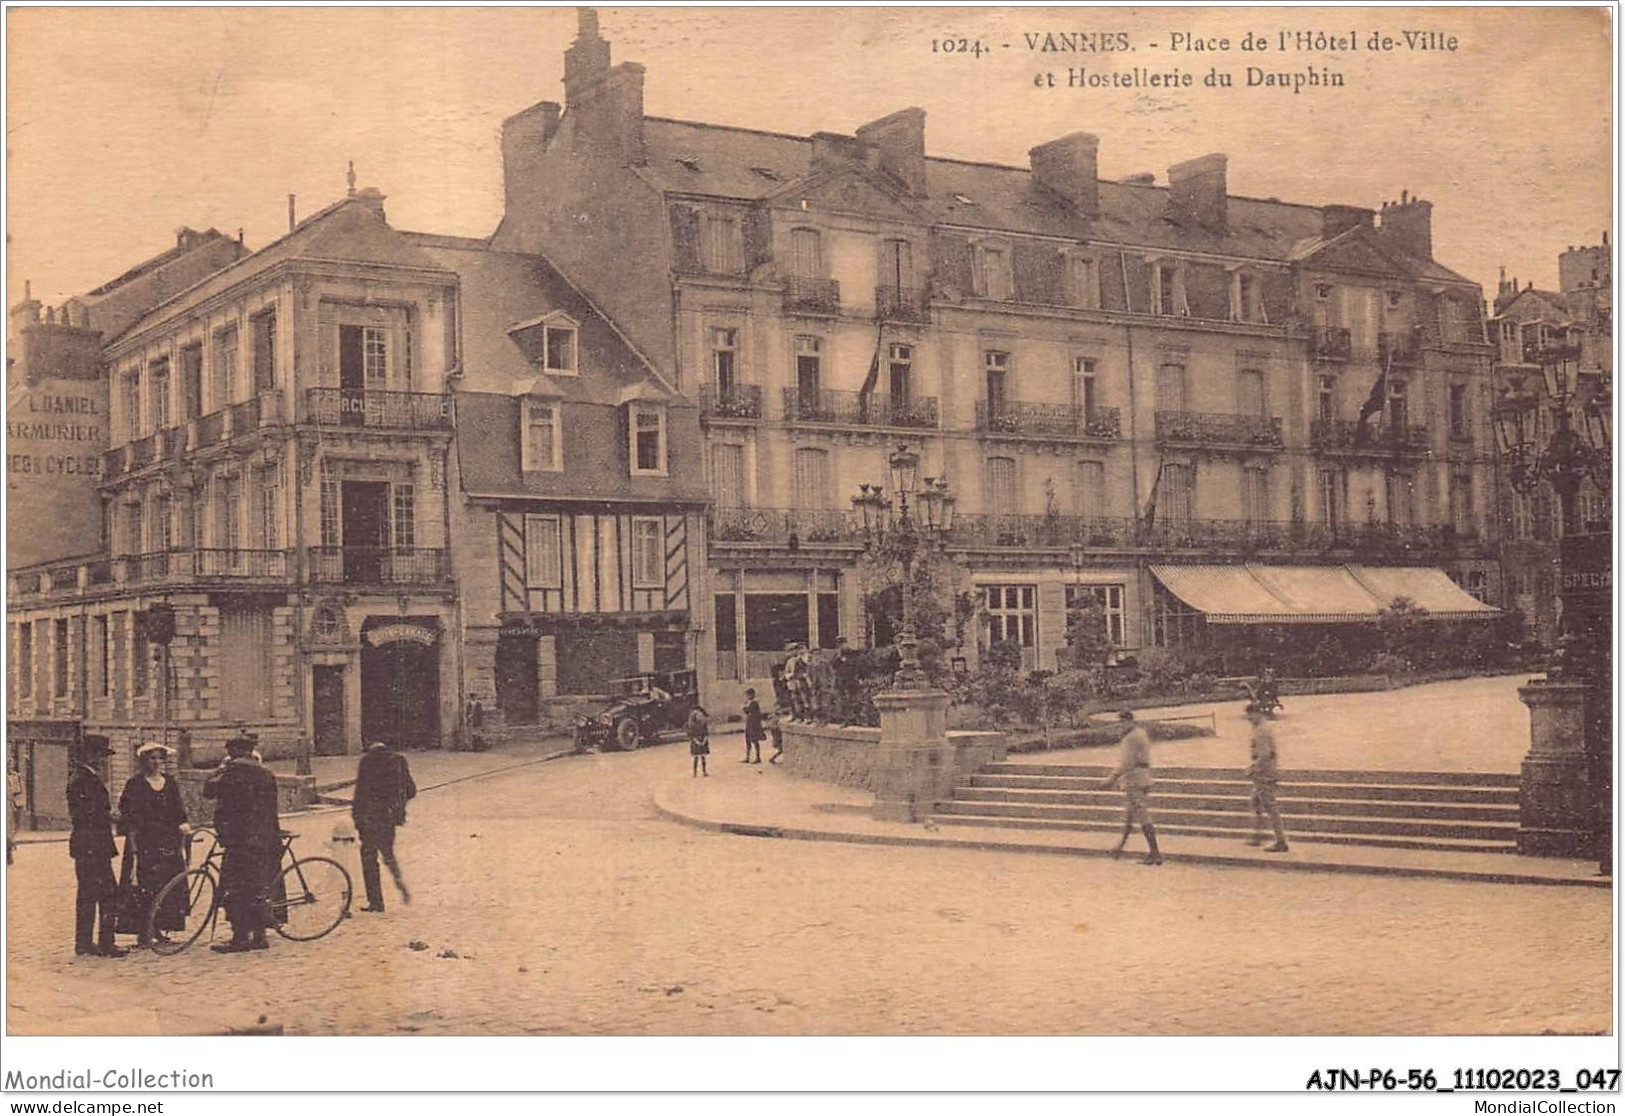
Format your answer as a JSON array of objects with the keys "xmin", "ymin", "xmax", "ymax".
[{"xmin": 146, "ymin": 826, "xmax": 353, "ymax": 955}]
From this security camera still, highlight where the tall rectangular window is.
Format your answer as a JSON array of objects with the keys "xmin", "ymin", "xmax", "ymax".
[
  {"xmin": 1156, "ymin": 362, "xmax": 1186, "ymax": 410},
  {"xmin": 180, "ymin": 343, "xmax": 203, "ymax": 420},
  {"xmin": 122, "ymin": 371, "xmax": 142, "ymax": 439},
  {"xmin": 543, "ymin": 325, "xmax": 577, "ymax": 374},
  {"xmin": 985, "ymin": 456, "xmax": 1017, "ymax": 512},
  {"xmin": 793, "ymin": 447, "xmax": 830, "ymax": 510},
  {"xmin": 94, "ymin": 615, "xmax": 109, "ymax": 698},
  {"xmin": 148, "ymin": 357, "xmax": 171, "ymax": 430},
  {"xmin": 524, "ymin": 515, "xmax": 562, "ymax": 587},
  {"xmin": 1386, "ymin": 472, "xmax": 1414, "ymax": 527},
  {"xmin": 1162, "ymin": 463, "xmax": 1194, "ymax": 524},
  {"xmin": 712, "ymin": 443, "xmax": 745, "ymax": 509},
  {"xmin": 125, "ymin": 502, "xmax": 144, "ymax": 557},
  {"xmin": 984, "ymin": 585, "xmax": 1037, "ymax": 647},
  {"xmin": 524, "ymin": 401, "xmax": 561, "ymax": 472},
  {"xmin": 53, "ymin": 618, "xmax": 69, "ymax": 698},
  {"xmin": 152, "ymin": 495, "xmax": 172, "ymax": 552},
  {"xmin": 1073, "ymin": 357, "xmax": 1098, "ymax": 419},
  {"xmin": 1449, "ymin": 469, "xmax": 1475, "ymax": 536},
  {"xmin": 791, "ymin": 228, "xmax": 823, "ymax": 278},
  {"xmin": 217, "ymin": 476, "xmax": 242, "ymax": 550},
  {"xmin": 888, "ymin": 343, "xmax": 912, "ymax": 403},
  {"xmin": 795, "ymin": 336, "xmax": 822, "ymax": 398},
  {"xmin": 632, "ymin": 517, "xmax": 663, "ymax": 588},
  {"xmin": 213, "ymin": 326, "xmax": 239, "ymax": 410},
  {"xmin": 258, "ymin": 466, "xmax": 281, "ymax": 549},
  {"xmin": 973, "ymin": 243, "xmax": 1011, "ymax": 300},
  {"xmin": 1153, "ymin": 263, "xmax": 1187, "ymax": 316},
  {"xmin": 1065, "ymin": 584, "xmax": 1127, "ymax": 647},
  {"xmin": 363, "ymin": 326, "xmax": 389, "ymax": 387},
  {"xmin": 391, "ymin": 484, "xmax": 415, "ymax": 549},
  {"xmin": 632, "ymin": 406, "xmax": 667, "ymax": 475},
  {"xmin": 702, "ymin": 214, "xmax": 743, "ymax": 273},
  {"xmin": 882, "ymin": 238, "xmax": 913, "ymax": 289},
  {"xmin": 1510, "ymin": 490, "xmax": 1534, "ymax": 539},
  {"xmin": 1318, "ymin": 375, "xmax": 1338, "ymax": 426},
  {"xmin": 1320, "ymin": 467, "xmax": 1346, "ymax": 530},
  {"xmin": 252, "ymin": 309, "xmax": 277, "ymax": 392},
  {"xmin": 17, "ymin": 623, "xmax": 33, "ymax": 698},
  {"xmin": 1449, "ymin": 382, "xmax": 1471, "ymax": 439},
  {"xmin": 1388, "ymin": 379, "xmax": 1409, "ymax": 430},
  {"xmin": 1067, "ymin": 254, "xmax": 1098, "ymax": 309},
  {"xmin": 711, "ymin": 327, "xmax": 738, "ymax": 396},
  {"xmin": 1077, "ymin": 460, "xmax": 1106, "ymax": 520},
  {"xmin": 1241, "ymin": 466, "xmax": 1270, "ymax": 525},
  {"xmin": 1237, "ymin": 368, "xmax": 1266, "ymax": 416},
  {"xmin": 984, "ymin": 350, "xmax": 1010, "ymax": 415},
  {"xmin": 133, "ymin": 616, "xmax": 149, "ymax": 697},
  {"xmin": 320, "ymin": 475, "xmax": 340, "ymax": 548}
]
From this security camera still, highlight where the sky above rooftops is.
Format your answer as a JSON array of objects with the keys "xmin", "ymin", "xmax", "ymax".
[{"xmin": 7, "ymin": 6, "xmax": 1611, "ymax": 311}]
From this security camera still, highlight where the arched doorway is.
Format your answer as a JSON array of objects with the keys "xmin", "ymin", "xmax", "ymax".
[{"xmin": 360, "ymin": 618, "xmax": 441, "ymax": 749}]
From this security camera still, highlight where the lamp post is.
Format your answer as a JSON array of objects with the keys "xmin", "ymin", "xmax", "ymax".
[
  {"xmin": 1493, "ymin": 326, "xmax": 1612, "ymax": 872},
  {"xmin": 852, "ymin": 444, "xmax": 958, "ymax": 821}
]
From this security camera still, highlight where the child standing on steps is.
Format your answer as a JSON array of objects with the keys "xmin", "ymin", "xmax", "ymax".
[{"xmin": 687, "ymin": 704, "xmax": 711, "ymax": 777}]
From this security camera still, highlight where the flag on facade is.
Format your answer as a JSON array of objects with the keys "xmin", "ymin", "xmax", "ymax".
[
  {"xmin": 1357, "ymin": 352, "xmax": 1391, "ymax": 429},
  {"xmin": 1142, "ymin": 461, "xmax": 1165, "ymax": 531},
  {"xmin": 859, "ymin": 320, "xmax": 884, "ymax": 398}
]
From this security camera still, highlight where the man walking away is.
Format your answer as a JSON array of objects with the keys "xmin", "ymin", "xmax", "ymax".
[
  {"xmin": 68, "ymin": 736, "xmax": 127, "ymax": 957},
  {"xmin": 1245, "ymin": 704, "xmax": 1290, "ymax": 852},
  {"xmin": 203, "ymin": 733, "xmax": 281, "ymax": 953},
  {"xmin": 352, "ymin": 741, "xmax": 417, "ymax": 912},
  {"xmin": 1102, "ymin": 710, "xmax": 1162, "ymax": 866}
]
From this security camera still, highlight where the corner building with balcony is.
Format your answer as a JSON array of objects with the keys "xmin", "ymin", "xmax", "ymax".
[
  {"xmin": 492, "ymin": 12, "xmax": 1501, "ymax": 707},
  {"xmin": 8, "ymin": 189, "xmax": 462, "ymax": 764}
]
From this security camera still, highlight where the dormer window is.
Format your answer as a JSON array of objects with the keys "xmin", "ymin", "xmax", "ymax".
[
  {"xmin": 1064, "ymin": 250, "xmax": 1099, "ymax": 309},
  {"xmin": 701, "ymin": 213, "xmax": 744, "ymax": 274},
  {"xmin": 543, "ymin": 325, "xmax": 577, "ymax": 374},
  {"xmin": 522, "ymin": 398, "xmax": 562, "ymax": 473},
  {"xmin": 508, "ymin": 312, "xmax": 580, "ymax": 377},
  {"xmin": 1230, "ymin": 269, "xmax": 1267, "ymax": 323},
  {"xmin": 972, "ymin": 239, "xmax": 1013, "ymax": 300},
  {"xmin": 1151, "ymin": 260, "xmax": 1189, "ymax": 317},
  {"xmin": 630, "ymin": 403, "xmax": 668, "ymax": 476}
]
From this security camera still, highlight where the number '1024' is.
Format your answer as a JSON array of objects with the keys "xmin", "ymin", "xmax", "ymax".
[{"xmin": 933, "ymin": 38, "xmax": 988, "ymax": 56}]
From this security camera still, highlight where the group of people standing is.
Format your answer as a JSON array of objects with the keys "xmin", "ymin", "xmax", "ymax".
[
  {"xmin": 777, "ymin": 639, "xmax": 860, "ymax": 724},
  {"xmin": 66, "ymin": 732, "xmax": 415, "ymax": 958},
  {"xmin": 1103, "ymin": 701, "xmax": 1291, "ymax": 866}
]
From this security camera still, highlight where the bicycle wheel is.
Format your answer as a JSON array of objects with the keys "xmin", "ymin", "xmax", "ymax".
[
  {"xmin": 147, "ymin": 869, "xmax": 219, "ymax": 956},
  {"xmin": 272, "ymin": 856, "xmax": 352, "ymax": 941}
]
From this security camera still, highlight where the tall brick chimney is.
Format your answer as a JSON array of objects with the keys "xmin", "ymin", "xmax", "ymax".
[
  {"xmin": 560, "ymin": 8, "xmax": 645, "ymax": 166},
  {"xmin": 855, "ymin": 108, "xmax": 927, "ymax": 197},
  {"xmin": 1029, "ymin": 133, "xmax": 1100, "ymax": 217},
  {"xmin": 1380, "ymin": 190, "xmax": 1433, "ymax": 261},
  {"xmin": 1167, "ymin": 153, "xmax": 1227, "ymax": 232}
]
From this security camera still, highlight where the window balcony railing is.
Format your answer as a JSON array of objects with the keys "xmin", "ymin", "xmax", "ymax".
[
  {"xmin": 159, "ymin": 425, "xmax": 189, "ymax": 459},
  {"xmin": 782, "ymin": 388, "xmax": 938, "ymax": 429},
  {"xmin": 699, "ymin": 383, "xmax": 764, "ymax": 421},
  {"xmin": 109, "ymin": 549, "xmax": 291, "ymax": 586},
  {"xmin": 195, "ymin": 548, "xmax": 290, "ymax": 578},
  {"xmin": 1312, "ymin": 327, "xmax": 1352, "ymax": 361},
  {"xmin": 1138, "ymin": 518, "xmax": 1479, "ymax": 556},
  {"xmin": 1310, "ymin": 418, "xmax": 1431, "ymax": 455},
  {"xmin": 948, "ymin": 513, "xmax": 1135, "ymax": 550},
  {"xmin": 231, "ymin": 395, "xmax": 263, "ymax": 434},
  {"xmin": 708, "ymin": 507, "xmax": 863, "ymax": 548},
  {"xmin": 306, "ymin": 546, "xmax": 451, "ymax": 586},
  {"xmin": 783, "ymin": 276, "xmax": 841, "ymax": 316},
  {"xmin": 304, "ymin": 389, "xmax": 452, "ymax": 431},
  {"xmin": 194, "ymin": 409, "xmax": 227, "ymax": 448},
  {"xmin": 1154, "ymin": 410, "xmax": 1284, "ymax": 450},
  {"xmin": 128, "ymin": 434, "xmax": 157, "ymax": 468},
  {"xmin": 876, "ymin": 284, "xmax": 930, "ymax": 324},
  {"xmin": 1523, "ymin": 339, "xmax": 1584, "ymax": 365},
  {"xmin": 975, "ymin": 400, "xmax": 1121, "ymax": 440},
  {"xmin": 1378, "ymin": 328, "xmax": 1423, "ymax": 366}
]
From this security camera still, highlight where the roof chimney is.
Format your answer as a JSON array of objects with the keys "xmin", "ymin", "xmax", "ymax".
[
  {"xmin": 558, "ymin": 8, "xmax": 644, "ymax": 166},
  {"xmin": 563, "ymin": 7, "xmax": 612, "ymax": 102},
  {"xmin": 1379, "ymin": 193, "xmax": 1433, "ymax": 260},
  {"xmin": 1321, "ymin": 203, "xmax": 1375, "ymax": 239},
  {"xmin": 354, "ymin": 187, "xmax": 388, "ymax": 223},
  {"xmin": 855, "ymin": 108, "xmax": 927, "ymax": 197},
  {"xmin": 810, "ymin": 131, "xmax": 866, "ymax": 174},
  {"xmin": 501, "ymin": 100, "xmax": 563, "ymax": 219},
  {"xmin": 1167, "ymin": 153, "xmax": 1227, "ymax": 232},
  {"xmin": 1029, "ymin": 133, "xmax": 1099, "ymax": 217},
  {"xmin": 288, "ymin": 194, "xmax": 297, "ymax": 234}
]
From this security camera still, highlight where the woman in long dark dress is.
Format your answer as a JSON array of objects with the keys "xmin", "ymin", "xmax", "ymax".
[{"xmin": 118, "ymin": 742, "xmax": 191, "ymax": 946}]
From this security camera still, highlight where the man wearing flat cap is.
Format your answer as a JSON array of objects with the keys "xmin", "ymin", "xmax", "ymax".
[
  {"xmin": 67, "ymin": 735, "xmax": 127, "ymax": 957},
  {"xmin": 202, "ymin": 733, "xmax": 280, "ymax": 952}
]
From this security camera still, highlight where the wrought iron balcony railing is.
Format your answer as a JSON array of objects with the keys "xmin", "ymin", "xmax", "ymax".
[
  {"xmin": 699, "ymin": 383, "xmax": 764, "ymax": 421},
  {"xmin": 708, "ymin": 507, "xmax": 862, "ymax": 547},
  {"xmin": 948, "ymin": 514, "xmax": 1135, "ymax": 549},
  {"xmin": 304, "ymin": 389, "xmax": 452, "ymax": 431},
  {"xmin": 1312, "ymin": 327, "xmax": 1352, "ymax": 361},
  {"xmin": 1310, "ymin": 418, "xmax": 1431, "ymax": 454},
  {"xmin": 1139, "ymin": 518, "xmax": 1478, "ymax": 555},
  {"xmin": 1523, "ymin": 339, "xmax": 1585, "ymax": 365},
  {"xmin": 782, "ymin": 387, "xmax": 939, "ymax": 429},
  {"xmin": 975, "ymin": 400, "xmax": 1121, "ymax": 440},
  {"xmin": 306, "ymin": 546, "xmax": 451, "ymax": 586},
  {"xmin": 876, "ymin": 284, "xmax": 930, "ymax": 324},
  {"xmin": 783, "ymin": 276, "xmax": 841, "ymax": 315},
  {"xmin": 1154, "ymin": 410, "xmax": 1284, "ymax": 449}
]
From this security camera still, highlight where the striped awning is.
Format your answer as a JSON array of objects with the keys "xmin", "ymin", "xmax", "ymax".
[{"xmin": 1149, "ymin": 564, "xmax": 1498, "ymax": 624}]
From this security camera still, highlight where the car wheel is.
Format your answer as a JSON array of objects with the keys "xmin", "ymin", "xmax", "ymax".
[{"xmin": 612, "ymin": 717, "xmax": 641, "ymax": 752}]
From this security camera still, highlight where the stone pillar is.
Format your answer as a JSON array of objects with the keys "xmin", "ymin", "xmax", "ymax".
[
  {"xmin": 1517, "ymin": 679, "xmax": 1590, "ymax": 856},
  {"xmin": 871, "ymin": 687, "xmax": 954, "ymax": 823}
]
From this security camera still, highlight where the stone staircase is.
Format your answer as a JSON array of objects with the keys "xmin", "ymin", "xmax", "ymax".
[{"xmin": 933, "ymin": 762, "xmax": 1522, "ymax": 854}]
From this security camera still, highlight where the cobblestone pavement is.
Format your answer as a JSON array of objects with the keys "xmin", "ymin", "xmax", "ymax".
[{"xmin": 5, "ymin": 739, "xmax": 1611, "ymax": 1036}]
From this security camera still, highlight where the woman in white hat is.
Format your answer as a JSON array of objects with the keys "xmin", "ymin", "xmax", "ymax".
[{"xmin": 117, "ymin": 742, "xmax": 191, "ymax": 947}]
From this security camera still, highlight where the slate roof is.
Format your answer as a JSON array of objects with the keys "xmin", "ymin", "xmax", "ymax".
[
  {"xmin": 113, "ymin": 197, "xmax": 454, "ymax": 346},
  {"xmin": 81, "ymin": 228, "xmax": 241, "ymax": 298}
]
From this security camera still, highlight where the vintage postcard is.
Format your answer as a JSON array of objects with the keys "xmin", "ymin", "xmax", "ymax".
[{"xmin": 3, "ymin": 3, "xmax": 1615, "ymax": 1099}]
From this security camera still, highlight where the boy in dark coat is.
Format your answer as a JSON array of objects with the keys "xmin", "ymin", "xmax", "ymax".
[
  {"xmin": 67, "ymin": 735, "xmax": 127, "ymax": 957},
  {"xmin": 742, "ymin": 688, "xmax": 765, "ymax": 764},
  {"xmin": 351, "ymin": 741, "xmax": 417, "ymax": 912}
]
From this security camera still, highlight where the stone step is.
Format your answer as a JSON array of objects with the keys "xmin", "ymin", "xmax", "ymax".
[
  {"xmin": 966, "ymin": 773, "xmax": 1519, "ymax": 804},
  {"xmin": 931, "ymin": 799, "xmax": 1519, "ymax": 843},
  {"xmin": 948, "ymin": 787, "xmax": 1520, "ymax": 823},
  {"xmin": 983, "ymin": 762, "xmax": 1521, "ymax": 787},
  {"xmin": 928, "ymin": 813, "xmax": 1520, "ymax": 855}
]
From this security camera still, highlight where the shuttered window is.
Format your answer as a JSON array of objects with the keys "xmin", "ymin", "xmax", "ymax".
[
  {"xmin": 793, "ymin": 447, "xmax": 830, "ymax": 510},
  {"xmin": 524, "ymin": 516, "xmax": 562, "ymax": 588},
  {"xmin": 985, "ymin": 456, "xmax": 1017, "ymax": 512},
  {"xmin": 712, "ymin": 443, "xmax": 745, "ymax": 509},
  {"xmin": 1162, "ymin": 463, "xmax": 1194, "ymax": 524}
]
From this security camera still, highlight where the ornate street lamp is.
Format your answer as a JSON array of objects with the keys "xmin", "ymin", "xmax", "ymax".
[
  {"xmin": 1493, "ymin": 322, "xmax": 1612, "ymax": 873},
  {"xmin": 853, "ymin": 444, "xmax": 954, "ymax": 690}
]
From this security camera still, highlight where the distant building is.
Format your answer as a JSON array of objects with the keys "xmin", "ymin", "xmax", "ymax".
[
  {"xmin": 1489, "ymin": 236, "xmax": 1613, "ymax": 644},
  {"xmin": 492, "ymin": 10, "xmax": 1501, "ymax": 707}
]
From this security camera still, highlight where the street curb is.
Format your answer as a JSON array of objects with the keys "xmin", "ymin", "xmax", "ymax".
[{"xmin": 651, "ymin": 790, "xmax": 1612, "ymax": 890}]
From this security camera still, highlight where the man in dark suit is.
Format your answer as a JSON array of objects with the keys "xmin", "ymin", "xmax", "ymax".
[
  {"xmin": 202, "ymin": 733, "xmax": 281, "ymax": 952},
  {"xmin": 352, "ymin": 741, "xmax": 416, "ymax": 912},
  {"xmin": 68, "ymin": 735, "xmax": 127, "ymax": 958}
]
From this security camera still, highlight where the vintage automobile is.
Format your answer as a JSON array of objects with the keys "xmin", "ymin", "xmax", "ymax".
[{"xmin": 573, "ymin": 668, "xmax": 700, "ymax": 752}]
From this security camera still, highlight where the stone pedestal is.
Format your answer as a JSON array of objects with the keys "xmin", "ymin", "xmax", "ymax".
[
  {"xmin": 871, "ymin": 687, "xmax": 954, "ymax": 823},
  {"xmin": 1517, "ymin": 679, "xmax": 1591, "ymax": 856}
]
